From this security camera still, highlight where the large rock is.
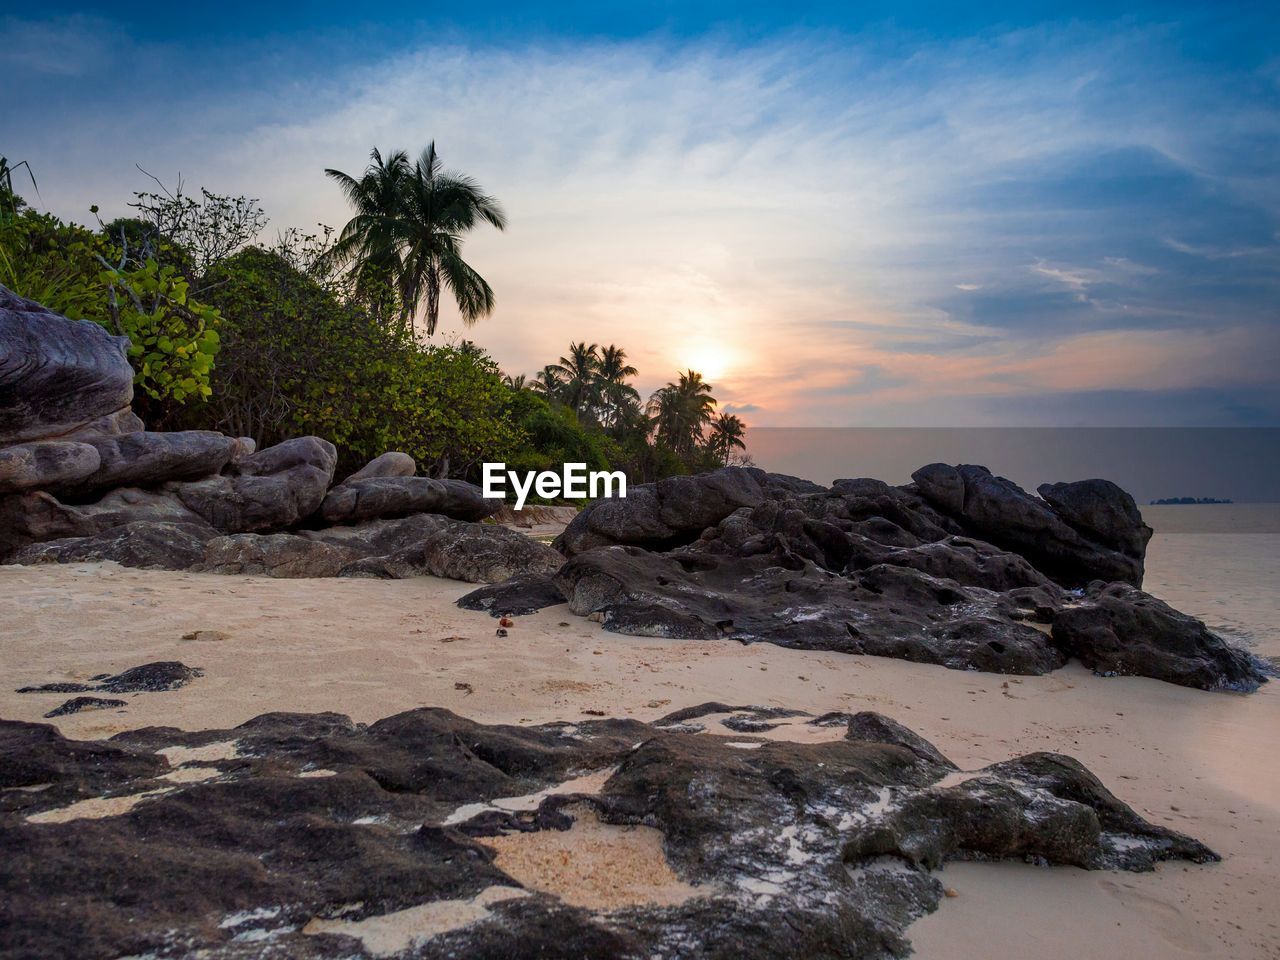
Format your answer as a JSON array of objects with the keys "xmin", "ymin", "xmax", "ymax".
[
  {"xmin": 199, "ymin": 533, "xmax": 364, "ymax": 578},
  {"xmin": 0, "ymin": 487, "xmax": 210, "ymax": 558},
  {"xmin": 166, "ymin": 436, "xmax": 337, "ymax": 533},
  {"xmin": 320, "ymin": 475, "xmax": 495, "ymax": 524},
  {"xmin": 910, "ymin": 463, "xmax": 1148, "ymax": 587},
  {"xmin": 0, "ymin": 704, "xmax": 1214, "ymax": 959},
  {"xmin": 0, "ymin": 285, "xmax": 134, "ymax": 444},
  {"xmin": 49, "ymin": 431, "xmax": 238, "ymax": 497},
  {"xmin": 554, "ymin": 466, "xmax": 824, "ymax": 556},
  {"xmin": 11, "ymin": 521, "xmax": 216, "ymax": 570},
  {"xmin": 1052, "ymin": 582, "xmax": 1269, "ymax": 691},
  {"xmin": 343, "ymin": 450, "xmax": 416, "ymax": 482},
  {"xmin": 0, "ymin": 441, "xmax": 101, "ymax": 495},
  {"xmin": 342, "ymin": 518, "xmax": 564, "ymax": 583}
]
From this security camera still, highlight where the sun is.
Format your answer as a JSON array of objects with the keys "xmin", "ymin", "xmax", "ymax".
[{"xmin": 681, "ymin": 343, "xmax": 732, "ymax": 382}]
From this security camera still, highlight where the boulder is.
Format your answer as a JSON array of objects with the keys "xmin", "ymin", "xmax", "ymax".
[
  {"xmin": 166, "ymin": 436, "xmax": 337, "ymax": 533},
  {"xmin": 457, "ymin": 573, "xmax": 567, "ymax": 616},
  {"xmin": 0, "ymin": 488, "xmax": 210, "ymax": 558},
  {"xmin": 0, "ymin": 704, "xmax": 1214, "ymax": 959},
  {"xmin": 53, "ymin": 431, "xmax": 238, "ymax": 496},
  {"xmin": 343, "ymin": 450, "xmax": 416, "ymax": 482},
  {"xmin": 342, "ymin": 519, "xmax": 564, "ymax": 583},
  {"xmin": 910, "ymin": 463, "xmax": 1147, "ymax": 587},
  {"xmin": 0, "ymin": 285, "xmax": 134, "ymax": 444},
  {"xmin": 320, "ymin": 474, "xmax": 495, "ymax": 524},
  {"xmin": 11, "ymin": 521, "xmax": 216, "ymax": 570},
  {"xmin": 199, "ymin": 534, "xmax": 364, "ymax": 578},
  {"xmin": 58, "ymin": 408, "xmax": 144, "ymax": 441},
  {"xmin": 1052, "ymin": 582, "xmax": 1269, "ymax": 691},
  {"xmin": 0, "ymin": 441, "xmax": 101, "ymax": 495}
]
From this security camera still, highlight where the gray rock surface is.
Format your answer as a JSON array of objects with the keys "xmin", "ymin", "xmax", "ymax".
[
  {"xmin": 12, "ymin": 521, "xmax": 216, "ymax": 570},
  {"xmin": 344, "ymin": 450, "xmax": 416, "ymax": 482},
  {"xmin": 0, "ymin": 441, "xmax": 101, "ymax": 495},
  {"xmin": 0, "ymin": 284, "xmax": 134, "ymax": 444},
  {"xmin": 57, "ymin": 430, "xmax": 238, "ymax": 496},
  {"xmin": 341, "ymin": 518, "xmax": 564, "ymax": 583},
  {"xmin": 320, "ymin": 475, "xmax": 495, "ymax": 524}
]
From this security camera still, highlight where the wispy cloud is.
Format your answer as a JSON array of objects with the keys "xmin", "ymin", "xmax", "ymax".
[{"xmin": 2, "ymin": 13, "xmax": 1277, "ymax": 425}]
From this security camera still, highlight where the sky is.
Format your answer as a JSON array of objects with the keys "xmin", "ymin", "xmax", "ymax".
[{"xmin": 4, "ymin": 2, "xmax": 1279, "ymax": 427}]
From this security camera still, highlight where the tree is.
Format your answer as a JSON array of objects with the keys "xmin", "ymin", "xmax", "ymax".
[
  {"xmin": 550, "ymin": 341, "xmax": 602, "ymax": 421},
  {"xmin": 706, "ymin": 412, "xmax": 747, "ymax": 464},
  {"xmin": 648, "ymin": 369, "xmax": 717, "ymax": 457},
  {"xmin": 597, "ymin": 344, "xmax": 640, "ymax": 429},
  {"xmin": 325, "ymin": 143, "xmax": 506, "ymax": 337}
]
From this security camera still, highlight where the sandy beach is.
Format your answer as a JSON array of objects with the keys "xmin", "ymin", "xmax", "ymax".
[{"xmin": 3, "ymin": 509, "xmax": 1277, "ymax": 959}]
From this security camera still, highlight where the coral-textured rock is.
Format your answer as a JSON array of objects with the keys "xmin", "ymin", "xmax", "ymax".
[
  {"xmin": 0, "ymin": 285, "xmax": 134, "ymax": 445},
  {"xmin": 0, "ymin": 704, "xmax": 1215, "ymax": 960},
  {"xmin": 0, "ymin": 441, "xmax": 101, "ymax": 495}
]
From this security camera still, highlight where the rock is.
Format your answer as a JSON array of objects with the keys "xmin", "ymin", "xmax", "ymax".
[
  {"xmin": 320, "ymin": 475, "xmax": 495, "ymax": 524},
  {"xmin": 342, "ymin": 519, "xmax": 564, "ymax": 584},
  {"xmin": 17, "ymin": 662, "xmax": 201, "ymax": 695},
  {"xmin": 489, "ymin": 503, "xmax": 580, "ymax": 529},
  {"xmin": 43, "ymin": 697, "xmax": 128, "ymax": 718},
  {"xmin": 58, "ymin": 408, "xmax": 145, "ymax": 441},
  {"xmin": 229, "ymin": 436, "xmax": 255, "ymax": 460},
  {"xmin": 56, "ymin": 431, "xmax": 238, "ymax": 496},
  {"xmin": 166, "ymin": 436, "xmax": 337, "ymax": 533},
  {"xmin": 344, "ymin": 450, "xmax": 416, "ymax": 482},
  {"xmin": 0, "ymin": 488, "xmax": 211, "ymax": 558},
  {"xmin": 200, "ymin": 533, "xmax": 365, "ymax": 578},
  {"xmin": 0, "ymin": 704, "xmax": 1214, "ymax": 959},
  {"xmin": 457, "ymin": 573, "xmax": 567, "ymax": 616},
  {"xmin": 910, "ymin": 463, "xmax": 1147, "ymax": 587},
  {"xmin": 554, "ymin": 467, "xmax": 822, "ymax": 556},
  {"xmin": 11, "ymin": 521, "xmax": 217, "ymax": 570},
  {"xmin": 0, "ymin": 441, "xmax": 101, "ymax": 495},
  {"xmin": 0, "ymin": 285, "xmax": 135, "ymax": 445},
  {"xmin": 1052, "ymin": 582, "xmax": 1269, "ymax": 691}
]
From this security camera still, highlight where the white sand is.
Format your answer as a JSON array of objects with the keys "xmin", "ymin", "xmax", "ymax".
[{"xmin": 2, "ymin": 557, "xmax": 1277, "ymax": 958}]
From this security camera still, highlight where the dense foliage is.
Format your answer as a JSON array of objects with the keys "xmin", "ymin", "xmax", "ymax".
[{"xmin": 0, "ymin": 148, "xmax": 750, "ymax": 496}]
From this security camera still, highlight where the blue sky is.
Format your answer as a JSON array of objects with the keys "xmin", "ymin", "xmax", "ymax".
[{"xmin": 3, "ymin": 3, "xmax": 1279, "ymax": 426}]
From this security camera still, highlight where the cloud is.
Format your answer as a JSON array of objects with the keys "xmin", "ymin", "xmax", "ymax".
[{"xmin": 2, "ymin": 14, "xmax": 1278, "ymax": 425}]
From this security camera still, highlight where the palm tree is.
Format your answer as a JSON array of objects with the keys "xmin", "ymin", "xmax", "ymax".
[
  {"xmin": 531, "ymin": 364, "xmax": 566, "ymax": 399},
  {"xmin": 648, "ymin": 370, "xmax": 717, "ymax": 456},
  {"xmin": 597, "ymin": 344, "xmax": 640, "ymax": 429},
  {"xmin": 551, "ymin": 341, "xmax": 602, "ymax": 421},
  {"xmin": 325, "ymin": 143, "xmax": 506, "ymax": 337},
  {"xmin": 504, "ymin": 372, "xmax": 529, "ymax": 391},
  {"xmin": 706, "ymin": 412, "xmax": 747, "ymax": 464}
]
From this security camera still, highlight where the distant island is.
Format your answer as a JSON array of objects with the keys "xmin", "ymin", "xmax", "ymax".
[{"xmin": 1150, "ymin": 497, "xmax": 1234, "ymax": 505}]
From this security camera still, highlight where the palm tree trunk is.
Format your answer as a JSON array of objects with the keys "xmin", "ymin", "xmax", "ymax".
[{"xmin": 426, "ymin": 263, "xmax": 441, "ymax": 336}]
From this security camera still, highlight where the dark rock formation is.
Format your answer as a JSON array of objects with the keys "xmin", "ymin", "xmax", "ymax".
[
  {"xmin": 0, "ymin": 285, "xmax": 134, "ymax": 445},
  {"xmin": 58, "ymin": 430, "xmax": 238, "ymax": 496},
  {"xmin": 17, "ymin": 661, "xmax": 202, "ymax": 695},
  {"xmin": 12, "ymin": 520, "xmax": 217, "ymax": 570},
  {"xmin": 321, "ymin": 474, "xmax": 496, "ymax": 524},
  {"xmin": 458, "ymin": 573, "xmax": 567, "ymax": 616},
  {"xmin": 910, "ymin": 464, "xmax": 1150, "ymax": 587},
  {"xmin": 0, "ymin": 704, "xmax": 1215, "ymax": 960},
  {"xmin": 44, "ymin": 697, "xmax": 128, "ymax": 718},
  {"xmin": 0, "ymin": 488, "xmax": 211, "ymax": 557},
  {"xmin": 199, "ymin": 533, "xmax": 365, "ymax": 578},
  {"xmin": 1053, "ymin": 582, "xmax": 1269, "ymax": 691},
  {"xmin": 341, "ymin": 518, "xmax": 563, "ymax": 584}
]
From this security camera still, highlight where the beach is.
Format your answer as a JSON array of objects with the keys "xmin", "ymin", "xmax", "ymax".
[{"xmin": 2, "ymin": 504, "xmax": 1277, "ymax": 959}]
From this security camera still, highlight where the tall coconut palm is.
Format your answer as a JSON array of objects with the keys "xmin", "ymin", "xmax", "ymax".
[
  {"xmin": 551, "ymin": 341, "xmax": 602, "ymax": 421},
  {"xmin": 531, "ymin": 364, "xmax": 566, "ymax": 399},
  {"xmin": 706, "ymin": 412, "xmax": 747, "ymax": 463},
  {"xmin": 597, "ymin": 344, "xmax": 640, "ymax": 428},
  {"xmin": 648, "ymin": 370, "xmax": 717, "ymax": 456},
  {"xmin": 325, "ymin": 143, "xmax": 506, "ymax": 337}
]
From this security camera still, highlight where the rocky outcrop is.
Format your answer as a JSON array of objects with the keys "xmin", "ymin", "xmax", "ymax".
[
  {"xmin": 59, "ymin": 430, "xmax": 238, "ymax": 496},
  {"xmin": 0, "ymin": 488, "xmax": 211, "ymax": 557},
  {"xmin": 344, "ymin": 450, "xmax": 416, "ymax": 482},
  {"xmin": 0, "ymin": 704, "xmax": 1215, "ymax": 959},
  {"xmin": 1052, "ymin": 582, "xmax": 1267, "ymax": 691},
  {"xmin": 199, "ymin": 533, "xmax": 365, "ymax": 578},
  {"xmin": 341, "ymin": 518, "xmax": 564, "ymax": 583},
  {"xmin": 553, "ymin": 466, "xmax": 824, "ymax": 556},
  {"xmin": 910, "ymin": 464, "xmax": 1150, "ymax": 587},
  {"xmin": 0, "ymin": 441, "xmax": 101, "ymax": 495},
  {"xmin": 0, "ymin": 285, "xmax": 134, "ymax": 445},
  {"xmin": 458, "ymin": 573, "xmax": 567, "ymax": 615},
  {"xmin": 321, "ymin": 474, "xmax": 496, "ymax": 524},
  {"xmin": 12, "ymin": 520, "xmax": 217, "ymax": 570}
]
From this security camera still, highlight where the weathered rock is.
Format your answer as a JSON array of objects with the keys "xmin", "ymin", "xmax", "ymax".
[
  {"xmin": 457, "ymin": 573, "xmax": 567, "ymax": 616},
  {"xmin": 321, "ymin": 475, "xmax": 495, "ymax": 524},
  {"xmin": 556, "ymin": 545, "xmax": 1066, "ymax": 674},
  {"xmin": 200, "ymin": 533, "xmax": 365, "ymax": 578},
  {"xmin": 0, "ymin": 440, "xmax": 101, "ymax": 495},
  {"xmin": 0, "ymin": 285, "xmax": 135, "ymax": 445},
  {"xmin": 909, "ymin": 464, "xmax": 1148, "ymax": 587},
  {"xmin": 166, "ymin": 436, "xmax": 337, "ymax": 533},
  {"xmin": 17, "ymin": 661, "xmax": 201, "ymax": 695},
  {"xmin": 0, "ymin": 488, "xmax": 211, "ymax": 558},
  {"xmin": 344, "ymin": 450, "xmax": 416, "ymax": 482},
  {"xmin": 1052, "ymin": 582, "xmax": 1269, "ymax": 691},
  {"xmin": 342, "ymin": 519, "xmax": 564, "ymax": 584},
  {"xmin": 56, "ymin": 430, "xmax": 238, "ymax": 496},
  {"xmin": 554, "ymin": 467, "xmax": 824, "ymax": 556},
  {"xmin": 0, "ymin": 704, "xmax": 1214, "ymax": 960},
  {"xmin": 11, "ymin": 521, "xmax": 216, "ymax": 570},
  {"xmin": 58, "ymin": 408, "xmax": 144, "ymax": 441},
  {"xmin": 44, "ymin": 697, "xmax": 128, "ymax": 719}
]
